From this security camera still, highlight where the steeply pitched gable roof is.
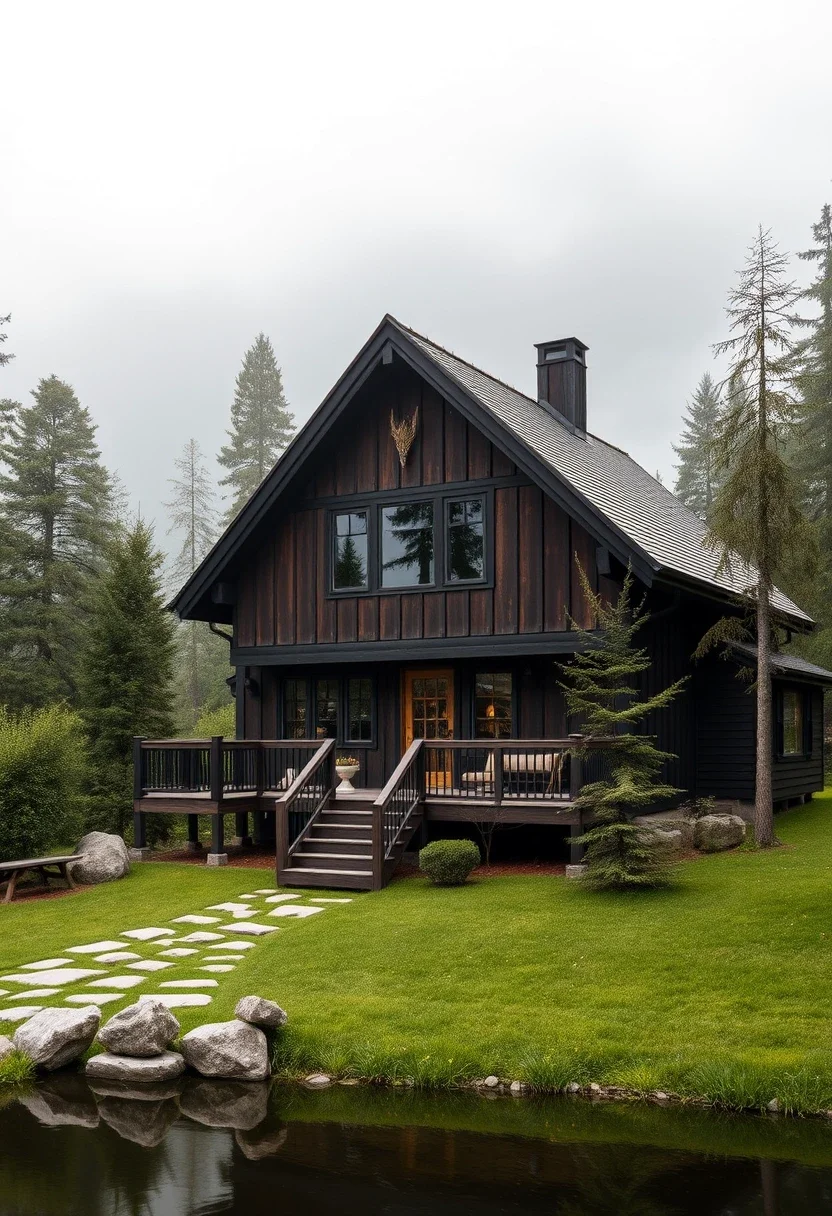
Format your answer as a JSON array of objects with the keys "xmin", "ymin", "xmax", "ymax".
[{"xmin": 171, "ymin": 314, "xmax": 811, "ymax": 627}]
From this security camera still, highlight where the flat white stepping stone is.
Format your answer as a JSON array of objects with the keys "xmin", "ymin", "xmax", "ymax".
[
  {"xmin": 203, "ymin": 956, "xmax": 245, "ymax": 963},
  {"xmin": 66, "ymin": 993, "xmax": 124, "ymax": 1005},
  {"xmin": 218, "ymin": 922, "xmax": 277, "ymax": 935},
  {"xmin": 171, "ymin": 915, "xmax": 221, "ymax": 925},
  {"xmin": 126, "ymin": 961, "xmax": 173, "ymax": 973},
  {"xmin": 309, "ymin": 897, "xmax": 353, "ymax": 904},
  {"xmin": 21, "ymin": 958, "xmax": 73, "ymax": 970},
  {"xmin": 88, "ymin": 976, "xmax": 145, "ymax": 989},
  {"xmin": 204, "ymin": 940, "xmax": 254, "ymax": 951},
  {"xmin": 157, "ymin": 948, "xmax": 198, "ymax": 959},
  {"xmin": 11, "ymin": 989, "xmax": 60, "ymax": 999},
  {"xmin": 145, "ymin": 993, "xmax": 212, "ymax": 1008},
  {"xmin": 94, "ymin": 952, "xmax": 141, "ymax": 963},
  {"xmin": 264, "ymin": 893, "xmax": 302, "ymax": 903},
  {"xmin": 200, "ymin": 965, "xmax": 234, "ymax": 973},
  {"xmin": 121, "ymin": 928, "xmax": 171, "ymax": 941},
  {"xmin": 159, "ymin": 979, "xmax": 218, "ymax": 988},
  {"xmin": 207, "ymin": 902, "xmax": 255, "ymax": 916},
  {"xmin": 67, "ymin": 941, "xmax": 125, "ymax": 954},
  {"xmin": 151, "ymin": 938, "xmax": 178, "ymax": 946},
  {"xmin": 235, "ymin": 893, "xmax": 261, "ymax": 899},
  {"xmin": 0, "ymin": 990, "xmax": 8, "ymax": 997},
  {"xmin": 1, "ymin": 1006, "xmax": 43, "ymax": 1022},
  {"xmin": 252, "ymin": 889, "xmax": 279, "ymax": 895},
  {"xmin": 2, "ymin": 968, "xmax": 106, "ymax": 987},
  {"xmin": 268, "ymin": 905, "xmax": 324, "ymax": 918},
  {"xmin": 178, "ymin": 931, "xmax": 225, "ymax": 943}
]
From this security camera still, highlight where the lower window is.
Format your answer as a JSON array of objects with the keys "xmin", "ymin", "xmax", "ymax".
[
  {"xmin": 474, "ymin": 672, "xmax": 513, "ymax": 739},
  {"xmin": 780, "ymin": 688, "xmax": 807, "ymax": 756},
  {"xmin": 281, "ymin": 676, "xmax": 375, "ymax": 746}
]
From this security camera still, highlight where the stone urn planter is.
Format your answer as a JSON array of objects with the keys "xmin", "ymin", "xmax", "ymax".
[{"xmin": 335, "ymin": 756, "xmax": 359, "ymax": 792}]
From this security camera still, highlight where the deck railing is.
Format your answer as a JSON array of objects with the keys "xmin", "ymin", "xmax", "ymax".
[
  {"xmin": 134, "ymin": 737, "xmax": 323, "ymax": 803},
  {"xmin": 372, "ymin": 739, "xmax": 425, "ymax": 888},
  {"xmin": 419, "ymin": 737, "xmax": 607, "ymax": 804},
  {"xmin": 275, "ymin": 739, "xmax": 337, "ymax": 879}
]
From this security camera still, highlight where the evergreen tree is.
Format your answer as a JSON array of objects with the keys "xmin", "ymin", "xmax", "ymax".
[
  {"xmin": 672, "ymin": 372, "xmax": 724, "ymax": 515},
  {"xmin": 699, "ymin": 227, "xmax": 816, "ymax": 848},
  {"xmin": 795, "ymin": 203, "xmax": 832, "ymax": 526},
  {"xmin": 334, "ymin": 534, "xmax": 366, "ymax": 588},
  {"xmin": 218, "ymin": 333, "xmax": 294, "ymax": 520},
  {"xmin": 79, "ymin": 519, "xmax": 176, "ymax": 836},
  {"xmin": 0, "ymin": 376, "xmax": 113, "ymax": 707},
  {"xmin": 164, "ymin": 438, "xmax": 231, "ymax": 726},
  {"xmin": 561, "ymin": 564, "xmax": 687, "ymax": 891},
  {"xmin": 0, "ymin": 314, "xmax": 12, "ymax": 367}
]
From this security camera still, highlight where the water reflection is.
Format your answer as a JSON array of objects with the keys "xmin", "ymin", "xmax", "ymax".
[{"xmin": 2, "ymin": 1077, "xmax": 832, "ymax": 1214}]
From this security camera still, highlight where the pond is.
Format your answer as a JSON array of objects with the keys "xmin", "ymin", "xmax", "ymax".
[{"xmin": 2, "ymin": 1077, "xmax": 832, "ymax": 1215}]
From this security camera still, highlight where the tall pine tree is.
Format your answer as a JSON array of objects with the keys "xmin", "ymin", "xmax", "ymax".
[
  {"xmin": 218, "ymin": 333, "xmax": 294, "ymax": 521},
  {"xmin": 673, "ymin": 372, "xmax": 724, "ymax": 515},
  {"xmin": 165, "ymin": 438, "xmax": 231, "ymax": 725},
  {"xmin": 0, "ymin": 314, "xmax": 12, "ymax": 366},
  {"xmin": 561, "ymin": 565, "xmax": 687, "ymax": 891},
  {"xmin": 700, "ymin": 227, "xmax": 816, "ymax": 848},
  {"xmin": 79, "ymin": 519, "xmax": 176, "ymax": 836},
  {"xmin": 0, "ymin": 375, "xmax": 113, "ymax": 707}
]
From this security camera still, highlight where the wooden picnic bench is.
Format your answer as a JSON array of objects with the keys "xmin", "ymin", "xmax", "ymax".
[{"xmin": 0, "ymin": 854, "xmax": 83, "ymax": 904}]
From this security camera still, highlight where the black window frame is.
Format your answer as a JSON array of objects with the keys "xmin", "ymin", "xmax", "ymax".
[
  {"xmin": 332, "ymin": 509, "xmax": 370, "ymax": 592},
  {"xmin": 327, "ymin": 488, "xmax": 492, "ymax": 598},
  {"xmin": 470, "ymin": 669, "xmax": 516, "ymax": 739},
  {"xmin": 776, "ymin": 685, "xmax": 812, "ymax": 760},
  {"xmin": 278, "ymin": 674, "xmax": 377, "ymax": 749}
]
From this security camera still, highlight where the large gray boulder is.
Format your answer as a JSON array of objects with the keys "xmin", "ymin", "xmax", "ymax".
[
  {"xmin": 641, "ymin": 827, "xmax": 683, "ymax": 856},
  {"xmin": 693, "ymin": 814, "xmax": 746, "ymax": 853},
  {"xmin": 180, "ymin": 1020, "xmax": 269, "ymax": 1081},
  {"xmin": 13, "ymin": 1005, "xmax": 101, "ymax": 1071},
  {"xmin": 70, "ymin": 832, "xmax": 130, "ymax": 885},
  {"xmin": 235, "ymin": 996, "xmax": 288, "ymax": 1029},
  {"xmin": 0, "ymin": 1035, "xmax": 14, "ymax": 1062},
  {"xmin": 98, "ymin": 999, "xmax": 180, "ymax": 1057},
  {"xmin": 633, "ymin": 812, "xmax": 695, "ymax": 849},
  {"xmin": 86, "ymin": 1051, "xmax": 185, "ymax": 1083}
]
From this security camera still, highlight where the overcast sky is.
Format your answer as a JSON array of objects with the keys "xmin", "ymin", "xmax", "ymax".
[{"xmin": 3, "ymin": 0, "xmax": 831, "ymax": 559}]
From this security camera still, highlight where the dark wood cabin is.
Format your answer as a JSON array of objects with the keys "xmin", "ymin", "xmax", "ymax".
[{"xmin": 135, "ymin": 316, "xmax": 831, "ymax": 889}]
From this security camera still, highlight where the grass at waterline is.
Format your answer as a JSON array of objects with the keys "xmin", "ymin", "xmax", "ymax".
[
  {"xmin": 0, "ymin": 1051, "xmax": 34, "ymax": 1087},
  {"xmin": 4, "ymin": 795, "xmax": 832, "ymax": 1112}
]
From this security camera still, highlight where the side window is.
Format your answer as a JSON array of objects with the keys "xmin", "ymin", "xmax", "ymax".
[
  {"xmin": 315, "ymin": 679, "xmax": 340, "ymax": 739},
  {"xmin": 283, "ymin": 679, "xmax": 308, "ymax": 740},
  {"xmin": 333, "ymin": 511, "xmax": 368, "ymax": 590},
  {"xmin": 780, "ymin": 688, "xmax": 807, "ymax": 756},
  {"xmin": 474, "ymin": 672, "xmax": 513, "ymax": 738},
  {"xmin": 347, "ymin": 678, "xmax": 373, "ymax": 742}
]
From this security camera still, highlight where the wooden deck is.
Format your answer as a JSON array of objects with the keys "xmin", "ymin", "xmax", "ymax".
[{"xmin": 133, "ymin": 735, "xmax": 604, "ymax": 888}]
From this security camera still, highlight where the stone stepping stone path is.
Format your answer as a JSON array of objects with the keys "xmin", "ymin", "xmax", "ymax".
[{"xmin": 2, "ymin": 883, "xmax": 354, "ymax": 1027}]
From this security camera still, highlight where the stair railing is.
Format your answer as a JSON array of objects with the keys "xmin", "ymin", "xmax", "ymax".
[
  {"xmin": 275, "ymin": 738, "xmax": 337, "ymax": 882},
  {"xmin": 371, "ymin": 739, "xmax": 425, "ymax": 891}
]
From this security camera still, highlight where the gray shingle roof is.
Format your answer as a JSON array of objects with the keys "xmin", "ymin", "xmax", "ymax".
[
  {"xmin": 393, "ymin": 319, "xmax": 811, "ymax": 625},
  {"xmin": 730, "ymin": 644, "xmax": 832, "ymax": 683}
]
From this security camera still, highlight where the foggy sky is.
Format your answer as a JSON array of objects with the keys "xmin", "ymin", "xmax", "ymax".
[{"xmin": 4, "ymin": 0, "xmax": 831, "ymax": 563}]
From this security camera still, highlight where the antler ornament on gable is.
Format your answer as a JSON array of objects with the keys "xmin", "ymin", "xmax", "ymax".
[{"xmin": 390, "ymin": 406, "xmax": 419, "ymax": 468}]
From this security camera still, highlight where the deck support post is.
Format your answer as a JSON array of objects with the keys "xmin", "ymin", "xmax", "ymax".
[
  {"xmin": 186, "ymin": 814, "xmax": 202, "ymax": 851},
  {"xmin": 208, "ymin": 813, "xmax": 227, "ymax": 866},
  {"xmin": 371, "ymin": 802, "xmax": 384, "ymax": 891},
  {"xmin": 569, "ymin": 817, "xmax": 585, "ymax": 864},
  {"xmin": 232, "ymin": 811, "xmax": 252, "ymax": 848}
]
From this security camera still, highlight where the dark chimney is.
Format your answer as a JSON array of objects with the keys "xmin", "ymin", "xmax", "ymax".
[{"xmin": 534, "ymin": 338, "xmax": 588, "ymax": 433}]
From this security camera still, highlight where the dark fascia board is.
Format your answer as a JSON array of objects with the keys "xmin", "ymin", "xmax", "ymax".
[
  {"xmin": 231, "ymin": 630, "xmax": 601, "ymax": 667},
  {"xmin": 173, "ymin": 316, "xmax": 658, "ymax": 620},
  {"xmin": 726, "ymin": 642, "xmax": 832, "ymax": 687},
  {"xmin": 653, "ymin": 571, "xmax": 814, "ymax": 633}
]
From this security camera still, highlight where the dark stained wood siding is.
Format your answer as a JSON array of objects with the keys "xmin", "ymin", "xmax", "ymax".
[{"xmin": 235, "ymin": 360, "xmax": 598, "ymax": 650}]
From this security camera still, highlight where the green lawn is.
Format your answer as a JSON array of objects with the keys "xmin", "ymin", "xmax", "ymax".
[{"xmin": 5, "ymin": 795, "xmax": 832, "ymax": 1111}]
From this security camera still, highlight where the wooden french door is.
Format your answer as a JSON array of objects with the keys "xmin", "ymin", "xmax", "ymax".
[{"xmin": 403, "ymin": 669, "xmax": 454, "ymax": 791}]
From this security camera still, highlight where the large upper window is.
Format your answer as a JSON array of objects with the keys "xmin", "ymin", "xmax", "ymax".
[
  {"xmin": 447, "ymin": 498, "xmax": 485, "ymax": 582},
  {"xmin": 474, "ymin": 672, "xmax": 513, "ymax": 739},
  {"xmin": 781, "ymin": 689, "xmax": 806, "ymax": 756},
  {"xmin": 381, "ymin": 501, "xmax": 434, "ymax": 588},
  {"xmin": 333, "ymin": 511, "xmax": 368, "ymax": 590}
]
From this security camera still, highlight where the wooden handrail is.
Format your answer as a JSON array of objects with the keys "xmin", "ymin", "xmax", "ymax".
[
  {"xmin": 418, "ymin": 736, "xmax": 610, "ymax": 750},
  {"xmin": 374, "ymin": 739, "xmax": 423, "ymax": 808},
  {"xmin": 140, "ymin": 738, "xmax": 322, "ymax": 749},
  {"xmin": 275, "ymin": 738, "xmax": 336, "ymax": 811}
]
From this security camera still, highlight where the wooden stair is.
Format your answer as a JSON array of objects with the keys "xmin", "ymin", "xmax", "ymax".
[{"xmin": 279, "ymin": 796, "xmax": 422, "ymax": 891}]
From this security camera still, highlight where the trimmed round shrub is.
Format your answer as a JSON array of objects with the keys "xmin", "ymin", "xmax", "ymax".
[
  {"xmin": 419, "ymin": 839, "xmax": 481, "ymax": 886},
  {"xmin": 0, "ymin": 705, "xmax": 85, "ymax": 862}
]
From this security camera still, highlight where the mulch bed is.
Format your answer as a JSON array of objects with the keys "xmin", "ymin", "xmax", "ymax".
[
  {"xmin": 1, "ymin": 881, "xmax": 91, "ymax": 903},
  {"xmin": 153, "ymin": 846, "xmax": 276, "ymax": 868}
]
